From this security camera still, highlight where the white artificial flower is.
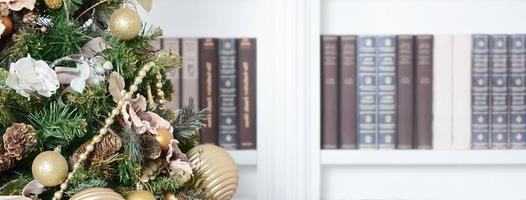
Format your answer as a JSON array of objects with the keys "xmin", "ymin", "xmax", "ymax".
[
  {"xmin": 55, "ymin": 56, "xmax": 105, "ymax": 93},
  {"xmin": 6, "ymin": 54, "xmax": 59, "ymax": 98}
]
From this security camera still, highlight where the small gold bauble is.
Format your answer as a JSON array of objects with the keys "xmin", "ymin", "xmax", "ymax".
[
  {"xmin": 70, "ymin": 187, "xmax": 125, "ymax": 200},
  {"xmin": 187, "ymin": 144, "xmax": 239, "ymax": 200},
  {"xmin": 109, "ymin": 8, "xmax": 142, "ymax": 41},
  {"xmin": 126, "ymin": 190, "xmax": 156, "ymax": 200},
  {"xmin": 32, "ymin": 151, "xmax": 68, "ymax": 187},
  {"xmin": 164, "ymin": 193, "xmax": 182, "ymax": 200},
  {"xmin": 155, "ymin": 128, "xmax": 173, "ymax": 153},
  {"xmin": 1, "ymin": 16, "xmax": 14, "ymax": 38},
  {"xmin": 45, "ymin": 0, "xmax": 63, "ymax": 9}
]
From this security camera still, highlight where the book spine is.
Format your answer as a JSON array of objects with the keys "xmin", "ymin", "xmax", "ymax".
[
  {"xmin": 198, "ymin": 38, "xmax": 219, "ymax": 145},
  {"xmin": 237, "ymin": 38, "xmax": 257, "ymax": 149},
  {"xmin": 452, "ymin": 35, "xmax": 472, "ymax": 150},
  {"xmin": 433, "ymin": 35, "xmax": 454, "ymax": 150},
  {"xmin": 509, "ymin": 35, "xmax": 526, "ymax": 149},
  {"xmin": 357, "ymin": 36, "xmax": 378, "ymax": 149},
  {"xmin": 471, "ymin": 35, "xmax": 491, "ymax": 149},
  {"xmin": 414, "ymin": 35, "xmax": 433, "ymax": 149},
  {"xmin": 377, "ymin": 36, "xmax": 397, "ymax": 149},
  {"xmin": 396, "ymin": 35, "xmax": 414, "ymax": 149},
  {"xmin": 182, "ymin": 38, "xmax": 200, "ymax": 106},
  {"xmin": 162, "ymin": 38, "xmax": 181, "ymax": 110},
  {"xmin": 218, "ymin": 39, "xmax": 238, "ymax": 149},
  {"xmin": 489, "ymin": 35, "xmax": 509, "ymax": 149},
  {"xmin": 321, "ymin": 36, "xmax": 339, "ymax": 149},
  {"xmin": 339, "ymin": 36, "xmax": 357, "ymax": 149}
]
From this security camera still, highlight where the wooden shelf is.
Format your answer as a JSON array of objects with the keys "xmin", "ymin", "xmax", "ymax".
[
  {"xmin": 321, "ymin": 150, "xmax": 526, "ymax": 166},
  {"xmin": 228, "ymin": 150, "xmax": 257, "ymax": 166}
]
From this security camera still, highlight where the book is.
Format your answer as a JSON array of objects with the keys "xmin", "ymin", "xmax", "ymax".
[
  {"xmin": 357, "ymin": 36, "xmax": 378, "ymax": 149},
  {"xmin": 321, "ymin": 36, "xmax": 339, "ymax": 149},
  {"xmin": 376, "ymin": 36, "xmax": 397, "ymax": 149},
  {"xmin": 237, "ymin": 38, "xmax": 257, "ymax": 149},
  {"xmin": 198, "ymin": 38, "xmax": 219, "ymax": 145},
  {"xmin": 471, "ymin": 35, "xmax": 491, "ymax": 149},
  {"xmin": 433, "ymin": 35, "xmax": 454, "ymax": 150},
  {"xmin": 396, "ymin": 35, "xmax": 414, "ymax": 149},
  {"xmin": 339, "ymin": 35, "xmax": 357, "ymax": 149},
  {"xmin": 181, "ymin": 38, "xmax": 200, "ymax": 106},
  {"xmin": 451, "ymin": 35, "xmax": 472, "ymax": 150},
  {"xmin": 508, "ymin": 35, "xmax": 526, "ymax": 149},
  {"xmin": 162, "ymin": 38, "xmax": 181, "ymax": 110},
  {"xmin": 414, "ymin": 35, "xmax": 433, "ymax": 149},
  {"xmin": 218, "ymin": 39, "xmax": 238, "ymax": 149},
  {"xmin": 489, "ymin": 35, "xmax": 509, "ymax": 149}
]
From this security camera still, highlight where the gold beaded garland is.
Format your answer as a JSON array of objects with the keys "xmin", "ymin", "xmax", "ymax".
[
  {"xmin": 155, "ymin": 71, "xmax": 166, "ymax": 108},
  {"xmin": 109, "ymin": 8, "xmax": 142, "ymax": 40}
]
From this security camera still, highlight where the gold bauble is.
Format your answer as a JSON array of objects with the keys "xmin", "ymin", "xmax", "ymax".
[
  {"xmin": 70, "ymin": 188, "xmax": 125, "ymax": 200},
  {"xmin": 155, "ymin": 128, "xmax": 173, "ymax": 153},
  {"xmin": 32, "ymin": 151, "xmax": 68, "ymax": 187},
  {"xmin": 126, "ymin": 190, "xmax": 156, "ymax": 200},
  {"xmin": 187, "ymin": 144, "xmax": 239, "ymax": 200},
  {"xmin": 1, "ymin": 16, "xmax": 13, "ymax": 38},
  {"xmin": 163, "ymin": 193, "xmax": 177, "ymax": 200},
  {"xmin": 109, "ymin": 8, "xmax": 142, "ymax": 41},
  {"xmin": 45, "ymin": 0, "xmax": 63, "ymax": 9}
]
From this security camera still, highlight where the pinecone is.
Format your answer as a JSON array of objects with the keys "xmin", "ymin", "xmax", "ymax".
[
  {"xmin": 140, "ymin": 134, "xmax": 161, "ymax": 159},
  {"xmin": 0, "ymin": 154, "xmax": 15, "ymax": 172},
  {"xmin": 140, "ymin": 158, "xmax": 166, "ymax": 182},
  {"xmin": 3, "ymin": 123, "xmax": 37, "ymax": 160},
  {"xmin": 70, "ymin": 132, "xmax": 122, "ymax": 167}
]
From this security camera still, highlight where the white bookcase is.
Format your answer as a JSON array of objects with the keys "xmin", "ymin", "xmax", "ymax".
[{"xmin": 145, "ymin": 0, "xmax": 526, "ymax": 199}]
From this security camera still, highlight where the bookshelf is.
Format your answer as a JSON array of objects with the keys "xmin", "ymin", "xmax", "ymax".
[{"xmin": 147, "ymin": 0, "xmax": 526, "ymax": 199}]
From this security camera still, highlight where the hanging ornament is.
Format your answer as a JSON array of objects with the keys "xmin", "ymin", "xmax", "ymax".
[
  {"xmin": 69, "ymin": 187, "xmax": 125, "ymax": 200},
  {"xmin": 31, "ymin": 150, "xmax": 68, "ymax": 187},
  {"xmin": 187, "ymin": 144, "xmax": 239, "ymax": 200},
  {"xmin": 1, "ymin": 15, "xmax": 13, "ymax": 38},
  {"xmin": 163, "ymin": 193, "xmax": 185, "ymax": 200},
  {"xmin": 45, "ymin": 0, "xmax": 62, "ymax": 9},
  {"xmin": 155, "ymin": 127, "xmax": 173, "ymax": 153},
  {"xmin": 126, "ymin": 190, "xmax": 156, "ymax": 200},
  {"xmin": 109, "ymin": 8, "xmax": 142, "ymax": 41}
]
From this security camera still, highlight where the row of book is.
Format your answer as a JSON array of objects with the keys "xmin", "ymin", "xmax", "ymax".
[
  {"xmin": 321, "ymin": 35, "xmax": 433, "ymax": 150},
  {"xmin": 472, "ymin": 35, "xmax": 526, "ymax": 149},
  {"xmin": 151, "ymin": 38, "xmax": 257, "ymax": 150}
]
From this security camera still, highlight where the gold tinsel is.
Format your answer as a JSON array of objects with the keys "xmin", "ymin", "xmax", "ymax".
[
  {"xmin": 3, "ymin": 123, "xmax": 37, "ymax": 160},
  {"xmin": 140, "ymin": 134, "xmax": 161, "ymax": 159},
  {"xmin": 70, "ymin": 132, "xmax": 122, "ymax": 167},
  {"xmin": 139, "ymin": 158, "xmax": 166, "ymax": 182}
]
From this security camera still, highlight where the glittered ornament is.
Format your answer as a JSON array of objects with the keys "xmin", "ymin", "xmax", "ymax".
[
  {"xmin": 155, "ymin": 127, "xmax": 173, "ymax": 153},
  {"xmin": 32, "ymin": 150, "xmax": 68, "ymax": 186},
  {"xmin": 109, "ymin": 8, "xmax": 142, "ymax": 40},
  {"xmin": 187, "ymin": 144, "xmax": 239, "ymax": 200},
  {"xmin": 126, "ymin": 190, "xmax": 156, "ymax": 200},
  {"xmin": 45, "ymin": 0, "xmax": 62, "ymax": 9},
  {"xmin": 1, "ymin": 16, "xmax": 14, "ymax": 38},
  {"xmin": 70, "ymin": 187, "xmax": 125, "ymax": 200}
]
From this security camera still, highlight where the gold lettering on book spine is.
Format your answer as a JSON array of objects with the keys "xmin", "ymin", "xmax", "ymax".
[
  {"xmin": 206, "ymin": 62, "xmax": 213, "ymax": 128},
  {"xmin": 243, "ymin": 62, "xmax": 250, "ymax": 128}
]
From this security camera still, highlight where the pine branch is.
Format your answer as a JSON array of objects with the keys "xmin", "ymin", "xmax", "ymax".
[
  {"xmin": 65, "ymin": 178, "xmax": 108, "ymax": 197},
  {"xmin": 65, "ymin": 85, "xmax": 114, "ymax": 119},
  {"xmin": 0, "ymin": 174, "xmax": 32, "ymax": 195},
  {"xmin": 140, "ymin": 176, "xmax": 183, "ymax": 197},
  {"xmin": 122, "ymin": 127, "xmax": 144, "ymax": 163},
  {"xmin": 172, "ymin": 99, "xmax": 209, "ymax": 141}
]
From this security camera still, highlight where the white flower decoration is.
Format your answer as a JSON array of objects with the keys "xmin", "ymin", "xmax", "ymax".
[
  {"xmin": 6, "ymin": 54, "xmax": 59, "ymax": 98},
  {"xmin": 55, "ymin": 56, "xmax": 105, "ymax": 93}
]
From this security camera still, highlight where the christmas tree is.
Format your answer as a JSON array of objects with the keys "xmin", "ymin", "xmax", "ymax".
[{"xmin": 0, "ymin": 0, "xmax": 235, "ymax": 199}]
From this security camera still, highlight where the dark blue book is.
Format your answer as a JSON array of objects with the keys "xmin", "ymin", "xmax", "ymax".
[
  {"xmin": 357, "ymin": 36, "xmax": 378, "ymax": 149},
  {"xmin": 490, "ymin": 35, "xmax": 509, "ymax": 149},
  {"xmin": 218, "ymin": 39, "xmax": 238, "ymax": 149},
  {"xmin": 471, "ymin": 35, "xmax": 491, "ymax": 149},
  {"xmin": 376, "ymin": 36, "xmax": 397, "ymax": 149},
  {"xmin": 508, "ymin": 35, "xmax": 526, "ymax": 149}
]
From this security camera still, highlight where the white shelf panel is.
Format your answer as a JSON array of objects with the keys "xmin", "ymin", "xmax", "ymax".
[
  {"xmin": 322, "ymin": 150, "xmax": 526, "ymax": 165},
  {"xmin": 228, "ymin": 150, "xmax": 257, "ymax": 166}
]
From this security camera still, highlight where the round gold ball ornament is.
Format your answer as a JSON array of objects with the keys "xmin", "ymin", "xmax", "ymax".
[
  {"xmin": 45, "ymin": 0, "xmax": 63, "ymax": 9},
  {"xmin": 126, "ymin": 190, "xmax": 156, "ymax": 200},
  {"xmin": 109, "ymin": 8, "xmax": 142, "ymax": 41},
  {"xmin": 1, "ymin": 16, "xmax": 14, "ymax": 38},
  {"xmin": 187, "ymin": 144, "xmax": 239, "ymax": 200},
  {"xmin": 70, "ymin": 188, "xmax": 125, "ymax": 200},
  {"xmin": 31, "ymin": 150, "xmax": 68, "ymax": 187},
  {"xmin": 155, "ymin": 128, "xmax": 173, "ymax": 153}
]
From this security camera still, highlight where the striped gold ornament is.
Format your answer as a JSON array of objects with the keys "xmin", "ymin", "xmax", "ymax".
[{"xmin": 69, "ymin": 188, "xmax": 125, "ymax": 200}]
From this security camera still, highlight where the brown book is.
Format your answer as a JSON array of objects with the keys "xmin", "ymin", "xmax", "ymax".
[
  {"xmin": 396, "ymin": 35, "xmax": 415, "ymax": 149},
  {"xmin": 198, "ymin": 38, "xmax": 219, "ymax": 145},
  {"xmin": 237, "ymin": 38, "xmax": 257, "ymax": 149},
  {"xmin": 414, "ymin": 35, "xmax": 433, "ymax": 149},
  {"xmin": 162, "ymin": 38, "xmax": 181, "ymax": 110},
  {"xmin": 321, "ymin": 36, "xmax": 339, "ymax": 149},
  {"xmin": 181, "ymin": 38, "xmax": 199, "ymax": 106},
  {"xmin": 339, "ymin": 36, "xmax": 357, "ymax": 149}
]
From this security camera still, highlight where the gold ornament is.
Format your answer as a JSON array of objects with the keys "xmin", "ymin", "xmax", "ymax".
[
  {"xmin": 187, "ymin": 144, "xmax": 239, "ymax": 200},
  {"xmin": 109, "ymin": 8, "xmax": 142, "ymax": 40},
  {"xmin": 1, "ymin": 16, "xmax": 14, "ymax": 38},
  {"xmin": 70, "ymin": 187, "xmax": 125, "ymax": 200},
  {"xmin": 164, "ymin": 193, "xmax": 187, "ymax": 200},
  {"xmin": 32, "ymin": 151, "xmax": 68, "ymax": 187},
  {"xmin": 126, "ymin": 190, "xmax": 156, "ymax": 200},
  {"xmin": 155, "ymin": 128, "xmax": 173, "ymax": 153},
  {"xmin": 45, "ymin": 0, "xmax": 63, "ymax": 9}
]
